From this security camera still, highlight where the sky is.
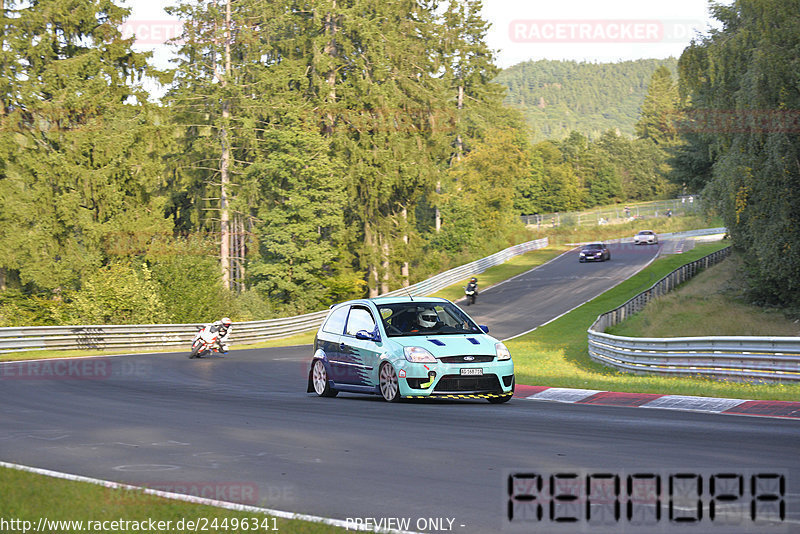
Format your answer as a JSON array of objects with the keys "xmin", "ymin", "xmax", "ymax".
[{"xmin": 121, "ymin": 0, "xmax": 727, "ymax": 74}]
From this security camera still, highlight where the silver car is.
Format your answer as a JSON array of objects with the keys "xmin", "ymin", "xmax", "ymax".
[{"xmin": 634, "ymin": 230, "xmax": 658, "ymax": 245}]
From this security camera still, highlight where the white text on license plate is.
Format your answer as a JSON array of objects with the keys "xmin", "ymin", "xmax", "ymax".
[{"xmin": 460, "ymin": 368, "xmax": 483, "ymax": 376}]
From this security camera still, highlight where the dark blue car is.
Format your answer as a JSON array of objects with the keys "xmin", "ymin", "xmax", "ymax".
[{"xmin": 579, "ymin": 242, "xmax": 610, "ymax": 262}]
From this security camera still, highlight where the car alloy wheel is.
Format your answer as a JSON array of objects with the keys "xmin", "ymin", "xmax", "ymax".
[
  {"xmin": 379, "ymin": 362, "xmax": 401, "ymax": 402},
  {"xmin": 312, "ymin": 359, "xmax": 337, "ymax": 397}
]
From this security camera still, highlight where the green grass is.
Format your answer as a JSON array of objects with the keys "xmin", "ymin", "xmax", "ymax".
[
  {"xmin": 0, "ymin": 466, "xmax": 344, "ymax": 533},
  {"xmin": 506, "ymin": 242, "xmax": 800, "ymax": 401},
  {"xmin": 607, "ymin": 253, "xmax": 800, "ymax": 337}
]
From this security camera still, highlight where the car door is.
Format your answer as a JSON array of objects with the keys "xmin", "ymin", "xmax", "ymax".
[
  {"xmin": 340, "ymin": 306, "xmax": 382, "ymax": 386},
  {"xmin": 318, "ymin": 304, "xmax": 350, "ymax": 384}
]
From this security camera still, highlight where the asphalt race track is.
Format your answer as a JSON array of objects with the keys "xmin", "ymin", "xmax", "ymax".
[
  {"xmin": 464, "ymin": 241, "xmax": 662, "ymax": 340},
  {"xmin": 2, "ymin": 241, "xmax": 799, "ymax": 533}
]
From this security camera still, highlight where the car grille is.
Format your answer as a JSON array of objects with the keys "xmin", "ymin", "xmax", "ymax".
[
  {"xmin": 438, "ymin": 355, "xmax": 494, "ymax": 364},
  {"xmin": 433, "ymin": 374, "xmax": 501, "ymax": 394}
]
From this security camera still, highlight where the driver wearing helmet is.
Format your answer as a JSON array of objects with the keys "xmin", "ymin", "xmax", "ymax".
[
  {"xmin": 208, "ymin": 317, "xmax": 233, "ymax": 353},
  {"xmin": 411, "ymin": 309, "xmax": 440, "ymax": 332}
]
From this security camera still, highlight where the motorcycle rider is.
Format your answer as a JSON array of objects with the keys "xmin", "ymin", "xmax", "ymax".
[
  {"xmin": 464, "ymin": 277, "xmax": 478, "ymax": 305},
  {"xmin": 207, "ymin": 317, "xmax": 233, "ymax": 353}
]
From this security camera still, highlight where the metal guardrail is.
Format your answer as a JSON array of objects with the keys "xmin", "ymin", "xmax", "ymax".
[
  {"xmin": 588, "ymin": 246, "xmax": 800, "ymax": 382},
  {"xmin": 0, "ymin": 238, "xmax": 548, "ymax": 354}
]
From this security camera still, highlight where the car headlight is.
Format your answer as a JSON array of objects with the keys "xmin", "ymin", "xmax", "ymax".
[
  {"xmin": 495, "ymin": 342, "xmax": 511, "ymax": 361},
  {"xmin": 580, "ymin": 252, "xmax": 585, "ymax": 256},
  {"xmin": 404, "ymin": 346, "xmax": 437, "ymax": 363}
]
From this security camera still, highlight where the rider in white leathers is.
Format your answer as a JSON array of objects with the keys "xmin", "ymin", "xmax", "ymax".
[{"xmin": 207, "ymin": 317, "xmax": 232, "ymax": 353}]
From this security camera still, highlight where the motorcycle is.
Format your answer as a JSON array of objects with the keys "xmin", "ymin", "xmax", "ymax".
[
  {"xmin": 464, "ymin": 282, "xmax": 478, "ymax": 306},
  {"xmin": 189, "ymin": 326, "xmax": 221, "ymax": 359}
]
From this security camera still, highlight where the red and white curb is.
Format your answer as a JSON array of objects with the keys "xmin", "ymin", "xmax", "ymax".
[{"xmin": 515, "ymin": 385, "xmax": 800, "ymax": 419}]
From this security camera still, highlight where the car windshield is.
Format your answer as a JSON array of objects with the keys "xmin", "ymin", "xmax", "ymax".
[
  {"xmin": 584, "ymin": 243, "xmax": 604, "ymax": 249},
  {"xmin": 638, "ymin": 231, "xmax": 653, "ymax": 235},
  {"xmin": 377, "ymin": 301, "xmax": 483, "ymax": 337}
]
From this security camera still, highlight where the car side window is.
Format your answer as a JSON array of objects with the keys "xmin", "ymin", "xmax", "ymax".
[
  {"xmin": 345, "ymin": 307, "xmax": 376, "ymax": 337},
  {"xmin": 322, "ymin": 306, "xmax": 349, "ymax": 335}
]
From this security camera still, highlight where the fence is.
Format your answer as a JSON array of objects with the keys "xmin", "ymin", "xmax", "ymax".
[
  {"xmin": 521, "ymin": 197, "xmax": 702, "ymax": 228},
  {"xmin": 588, "ymin": 247, "xmax": 800, "ymax": 382},
  {"xmin": 0, "ymin": 238, "xmax": 548, "ymax": 354}
]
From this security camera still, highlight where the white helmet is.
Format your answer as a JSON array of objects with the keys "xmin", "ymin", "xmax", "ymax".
[
  {"xmin": 220, "ymin": 317, "xmax": 232, "ymax": 327},
  {"xmin": 417, "ymin": 309, "xmax": 438, "ymax": 328}
]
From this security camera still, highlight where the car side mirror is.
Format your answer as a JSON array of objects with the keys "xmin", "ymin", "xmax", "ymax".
[
  {"xmin": 356, "ymin": 329, "xmax": 381, "ymax": 342},
  {"xmin": 480, "ymin": 325, "xmax": 489, "ymax": 334}
]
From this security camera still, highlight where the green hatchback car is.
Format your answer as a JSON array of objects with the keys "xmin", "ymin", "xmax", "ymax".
[{"xmin": 307, "ymin": 296, "xmax": 514, "ymax": 402}]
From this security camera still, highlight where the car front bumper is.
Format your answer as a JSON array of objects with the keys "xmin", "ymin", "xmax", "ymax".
[{"xmin": 394, "ymin": 359, "xmax": 515, "ymax": 397}]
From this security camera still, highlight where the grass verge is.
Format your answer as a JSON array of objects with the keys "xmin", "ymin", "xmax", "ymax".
[
  {"xmin": 607, "ymin": 253, "xmax": 800, "ymax": 337},
  {"xmin": 0, "ymin": 466, "xmax": 344, "ymax": 533},
  {"xmin": 506, "ymin": 242, "xmax": 800, "ymax": 401}
]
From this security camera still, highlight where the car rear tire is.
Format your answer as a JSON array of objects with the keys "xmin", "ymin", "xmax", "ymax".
[
  {"xmin": 379, "ymin": 362, "xmax": 401, "ymax": 402},
  {"xmin": 312, "ymin": 359, "xmax": 338, "ymax": 397}
]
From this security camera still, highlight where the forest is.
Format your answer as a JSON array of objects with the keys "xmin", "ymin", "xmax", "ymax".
[
  {"xmin": 0, "ymin": 0, "xmax": 695, "ymax": 326},
  {"xmin": 495, "ymin": 58, "xmax": 678, "ymax": 141},
  {"xmin": 671, "ymin": 0, "xmax": 800, "ymax": 309}
]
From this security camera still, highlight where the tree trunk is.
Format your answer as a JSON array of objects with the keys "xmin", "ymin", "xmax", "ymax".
[
  {"xmin": 401, "ymin": 207, "xmax": 409, "ymax": 286},
  {"xmin": 434, "ymin": 181, "xmax": 441, "ymax": 232},
  {"xmin": 381, "ymin": 235, "xmax": 390, "ymax": 295},
  {"xmin": 219, "ymin": 0, "xmax": 232, "ymax": 290},
  {"xmin": 323, "ymin": 0, "xmax": 338, "ymax": 135},
  {"xmin": 455, "ymin": 82, "xmax": 464, "ymax": 161},
  {"xmin": 365, "ymin": 221, "xmax": 379, "ymax": 297}
]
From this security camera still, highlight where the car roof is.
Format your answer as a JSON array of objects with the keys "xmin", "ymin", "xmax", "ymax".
[
  {"xmin": 333, "ymin": 296, "xmax": 451, "ymax": 308},
  {"xmin": 637, "ymin": 230, "xmax": 655, "ymax": 234}
]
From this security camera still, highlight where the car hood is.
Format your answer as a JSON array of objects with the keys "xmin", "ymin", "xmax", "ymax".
[{"xmin": 389, "ymin": 334, "xmax": 498, "ymax": 357}]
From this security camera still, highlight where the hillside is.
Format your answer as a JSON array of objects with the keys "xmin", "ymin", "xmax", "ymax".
[{"xmin": 495, "ymin": 58, "xmax": 678, "ymax": 141}]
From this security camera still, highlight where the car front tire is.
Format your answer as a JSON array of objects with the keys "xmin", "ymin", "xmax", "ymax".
[
  {"xmin": 312, "ymin": 359, "xmax": 338, "ymax": 397},
  {"xmin": 379, "ymin": 362, "xmax": 401, "ymax": 402}
]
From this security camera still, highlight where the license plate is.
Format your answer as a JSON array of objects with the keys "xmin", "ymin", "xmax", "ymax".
[{"xmin": 460, "ymin": 368, "xmax": 483, "ymax": 376}]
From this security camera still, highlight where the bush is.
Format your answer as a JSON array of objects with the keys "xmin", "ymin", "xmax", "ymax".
[
  {"xmin": 69, "ymin": 263, "xmax": 167, "ymax": 325},
  {"xmin": 149, "ymin": 242, "xmax": 232, "ymax": 324}
]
